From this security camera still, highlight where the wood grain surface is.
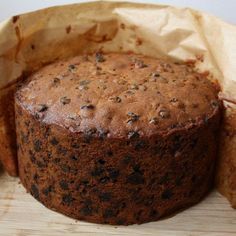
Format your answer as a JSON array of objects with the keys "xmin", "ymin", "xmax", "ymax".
[{"xmin": 0, "ymin": 168, "xmax": 236, "ymax": 236}]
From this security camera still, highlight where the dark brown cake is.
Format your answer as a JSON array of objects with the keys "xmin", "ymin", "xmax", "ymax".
[{"xmin": 15, "ymin": 53, "xmax": 222, "ymax": 225}]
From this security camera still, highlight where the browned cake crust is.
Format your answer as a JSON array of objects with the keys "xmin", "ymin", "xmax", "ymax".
[{"xmin": 15, "ymin": 53, "xmax": 222, "ymax": 225}]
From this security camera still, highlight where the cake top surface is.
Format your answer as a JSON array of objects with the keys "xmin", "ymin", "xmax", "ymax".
[{"xmin": 16, "ymin": 53, "xmax": 220, "ymax": 138}]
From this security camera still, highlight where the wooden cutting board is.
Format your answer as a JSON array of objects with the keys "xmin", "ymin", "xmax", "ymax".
[{"xmin": 1, "ymin": 169, "xmax": 236, "ymax": 236}]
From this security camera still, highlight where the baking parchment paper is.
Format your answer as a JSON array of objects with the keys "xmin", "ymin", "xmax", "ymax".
[{"xmin": 0, "ymin": 0, "xmax": 235, "ymax": 206}]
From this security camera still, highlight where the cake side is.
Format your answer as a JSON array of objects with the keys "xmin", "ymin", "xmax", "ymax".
[{"xmin": 15, "ymin": 99, "xmax": 221, "ymax": 225}]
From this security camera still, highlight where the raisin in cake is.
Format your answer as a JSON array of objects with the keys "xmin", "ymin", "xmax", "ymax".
[{"xmin": 15, "ymin": 53, "xmax": 222, "ymax": 225}]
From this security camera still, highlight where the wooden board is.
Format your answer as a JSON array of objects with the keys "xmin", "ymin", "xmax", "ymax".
[{"xmin": 1, "ymin": 169, "xmax": 236, "ymax": 236}]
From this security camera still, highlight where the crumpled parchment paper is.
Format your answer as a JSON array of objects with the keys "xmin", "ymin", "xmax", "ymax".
[{"xmin": 0, "ymin": 1, "xmax": 235, "ymax": 206}]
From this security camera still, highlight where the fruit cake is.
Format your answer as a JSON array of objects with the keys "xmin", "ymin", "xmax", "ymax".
[{"xmin": 15, "ymin": 52, "xmax": 222, "ymax": 225}]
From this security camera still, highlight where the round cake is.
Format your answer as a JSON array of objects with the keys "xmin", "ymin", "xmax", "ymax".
[{"xmin": 15, "ymin": 53, "xmax": 222, "ymax": 225}]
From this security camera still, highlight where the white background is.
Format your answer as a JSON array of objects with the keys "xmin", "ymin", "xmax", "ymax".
[{"xmin": 0, "ymin": 0, "xmax": 236, "ymax": 24}]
